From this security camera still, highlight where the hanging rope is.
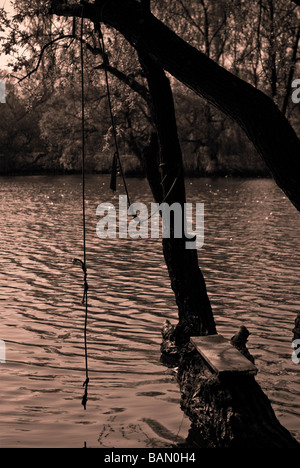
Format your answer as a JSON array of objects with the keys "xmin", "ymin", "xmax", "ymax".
[
  {"xmin": 95, "ymin": 23, "xmax": 183, "ymax": 228},
  {"xmin": 94, "ymin": 12, "xmax": 182, "ymax": 222},
  {"xmin": 73, "ymin": 7, "xmax": 89, "ymax": 411},
  {"xmin": 80, "ymin": 8, "xmax": 90, "ymax": 411},
  {"xmin": 96, "ymin": 22, "xmax": 132, "ymax": 206}
]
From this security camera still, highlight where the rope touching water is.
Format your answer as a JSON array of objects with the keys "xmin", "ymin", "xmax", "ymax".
[{"xmin": 80, "ymin": 8, "xmax": 89, "ymax": 411}]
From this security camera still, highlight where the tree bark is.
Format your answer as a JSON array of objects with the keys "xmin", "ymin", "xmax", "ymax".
[
  {"xmin": 177, "ymin": 344, "xmax": 300, "ymax": 448},
  {"xmin": 51, "ymin": 0, "xmax": 300, "ymax": 212},
  {"xmin": 138, "ymin": 51, "xmax": 216, "ymax": 340},
  {"xmin": 159, "ymin": 321, "xmax": 300, "ymax": 447}
]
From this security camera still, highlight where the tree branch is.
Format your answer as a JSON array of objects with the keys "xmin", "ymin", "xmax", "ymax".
[
  {"xmin": 94, "ymin": 62, "xmax": 151, "ymax": 104},
  {"xmin": 50, "ymin": 0, "xmax": 300, "ymax": 212},
  {"xmin": 18, "ymin": 32, "xmax": 106, "ymax": 83},
  {"xmin": 18, "ymin": 35, "xmax": 75, "ymax": 83}
]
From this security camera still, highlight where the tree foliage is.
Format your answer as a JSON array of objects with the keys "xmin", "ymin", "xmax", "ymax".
[{"xmin": 0, "ymin": 0, "xmax": 300, "ymax": 177}]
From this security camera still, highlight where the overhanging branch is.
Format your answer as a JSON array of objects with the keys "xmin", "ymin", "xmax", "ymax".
[{"xmin": 50, "ymin": 0, "xmax": 300, "ymax": 212}]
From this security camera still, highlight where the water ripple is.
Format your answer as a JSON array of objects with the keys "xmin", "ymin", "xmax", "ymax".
[{"xmin": 0, "ymin": 175, "xmax": 299, "ymax": 447}]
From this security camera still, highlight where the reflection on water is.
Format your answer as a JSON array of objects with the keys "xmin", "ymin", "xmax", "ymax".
[{"xmin": 0, "ymin": 175, "xmax": 299, "ymax": 447}]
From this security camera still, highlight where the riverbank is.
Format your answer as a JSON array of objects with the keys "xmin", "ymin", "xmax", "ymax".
[
  {"xmin": 0, "ymin": 154, "xmax": 270, "ymax": 178},
  {"xmin": 0, "ymin": 145, "xmax": 270, "ymax": 178}
]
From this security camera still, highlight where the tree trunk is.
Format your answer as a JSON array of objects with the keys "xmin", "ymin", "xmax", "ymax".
[
  {"xmin": 138, "ymin": 51, "xmax": 216, "ymax": 340},
  {"xmin": 51, "ymin": 0, "xmax": 300, "ymax": 213},
  {"xmin": 177, "ymin": 343, "xmax": 299, "ymax": 448}
]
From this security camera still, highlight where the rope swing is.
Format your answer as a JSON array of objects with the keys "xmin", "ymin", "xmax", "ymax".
[
  {"xmin": 73, "ymin": 9, "xmax": 89, "ymax": 411},
  {"xmin": 79, "ymin": 10, "xmax": 90, "ymax": 411},
  {"xmin": 72, "ymin": 3, "xmax": 186, "ymax": 416},
  {"xmin": 73, "ymin": 9, "xmax": 131, "ymax": 411}
]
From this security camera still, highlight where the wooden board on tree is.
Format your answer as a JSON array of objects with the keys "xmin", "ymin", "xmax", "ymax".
[{"xmin": 190, "ymin": 334, "xmax": 258, "ymax": 376}]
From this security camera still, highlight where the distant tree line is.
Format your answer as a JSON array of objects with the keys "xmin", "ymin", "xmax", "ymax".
[{"xmin": 1, "ymin": 0, "xmax": 300, "ymax": 176}]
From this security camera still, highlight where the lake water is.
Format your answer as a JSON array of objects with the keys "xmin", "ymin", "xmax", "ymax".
[{"xmin": 0, "ymin": 175, "xmax": 299, "ymax": 448}]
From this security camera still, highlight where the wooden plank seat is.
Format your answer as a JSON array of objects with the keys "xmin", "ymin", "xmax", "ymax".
[{"xmin": 190, "ymin": 334, "xmax": 258, "ymax": 376}]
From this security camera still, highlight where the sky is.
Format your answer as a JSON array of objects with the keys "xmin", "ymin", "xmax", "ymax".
[{"xmin": 0, "ymin": 1, "xmax": 15, "ymax": 69}]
